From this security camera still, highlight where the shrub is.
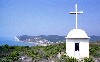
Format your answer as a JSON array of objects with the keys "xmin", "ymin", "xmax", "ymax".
[{"xmin": 84, "ymin": 57, "xmax": 95, "ymax": 62}]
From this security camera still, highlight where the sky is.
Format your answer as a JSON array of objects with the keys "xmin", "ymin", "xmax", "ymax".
[{"xmin": 0, "ymin": 0, "xmax": 100, "ymax": 38}]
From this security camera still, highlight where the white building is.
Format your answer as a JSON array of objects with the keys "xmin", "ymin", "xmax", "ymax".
[
  {"xmin": 66, "ymin": 29, "xmax": 89, "ymax": 59},
  {"xmin": 66, "ymin": 4, "xmax": 90, "ymax": 59}
]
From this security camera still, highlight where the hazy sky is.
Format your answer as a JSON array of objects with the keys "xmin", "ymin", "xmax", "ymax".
[{"xmin": 0, "ymin": 0, "xmax": 100, "ymax": 38}]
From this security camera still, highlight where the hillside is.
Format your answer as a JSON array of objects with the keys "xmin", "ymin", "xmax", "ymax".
[{"xmin": 0, "ymin": 42, "xmax": 100, "ymax": 62}]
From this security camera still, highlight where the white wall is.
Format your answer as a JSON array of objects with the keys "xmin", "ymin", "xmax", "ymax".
[
  {"xmin": 80, "ymin": 40, "xmax": 89, "ymax": 58},
  {"xmin": 66, "ymin": 40, "xmax": 75, "ymax": 57},
  {"xmin": 66, "ymin": 38, "xmax": 89, "ymax": 59}
]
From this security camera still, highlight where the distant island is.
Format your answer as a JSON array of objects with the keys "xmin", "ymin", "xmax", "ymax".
[
  {"xmin": 15, "ymin": 35, "xmax": 100, "ymax": 46},
  {"xmin": 15, "ymin": 35, "xmax": 66, "ymax": 46}
]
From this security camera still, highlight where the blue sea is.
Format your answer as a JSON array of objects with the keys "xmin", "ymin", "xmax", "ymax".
[{"xmin": 0, "ymin": 37, "xmax": 37, "ymax": 46}]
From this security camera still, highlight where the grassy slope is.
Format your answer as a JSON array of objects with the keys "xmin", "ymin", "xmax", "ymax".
[{"xmin": 0, "ymin": 42, "xmax": 100, "ymax": 61}]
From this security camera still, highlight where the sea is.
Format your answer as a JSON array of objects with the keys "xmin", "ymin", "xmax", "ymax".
[{"xmin": 0, "ymin": 37, "xmax": 37, "ymax": 46}]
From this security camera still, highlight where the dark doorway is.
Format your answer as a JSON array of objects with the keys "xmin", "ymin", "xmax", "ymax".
[{"xmin": 75, "ymin": 43, "xmax": 79, "ymax": 51}]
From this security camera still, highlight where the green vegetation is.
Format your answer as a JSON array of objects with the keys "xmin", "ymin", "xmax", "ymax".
[
  {"xmin": 0, "ymin": 43, "xmax": 65, "ymax": 62},
  {"xmin": 0, "ymin": 42, "xmax": 100, "ymax": 62},
  {"xmin": 89, "ymin": 42, "xmax": 100, "ymax": 58}
]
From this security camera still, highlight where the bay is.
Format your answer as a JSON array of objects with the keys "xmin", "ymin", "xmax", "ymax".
[{"xmin": 0, "ymin": 37, "xmax": 37, "ymax": 46}]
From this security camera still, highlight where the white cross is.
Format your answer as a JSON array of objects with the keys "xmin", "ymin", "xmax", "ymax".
[{"xmin": 70, "ymin": 4, "xmax": 83, "ymax": 29}]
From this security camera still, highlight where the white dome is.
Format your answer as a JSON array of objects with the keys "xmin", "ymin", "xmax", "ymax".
[{"xmin": 66, "ymin": 29, "xmax": 89, "ymax": 38}]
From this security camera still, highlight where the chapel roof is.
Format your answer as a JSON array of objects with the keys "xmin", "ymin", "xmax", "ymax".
[{"xmin": 66, "ymin": 29, "xmax": 90, "ymax": 38}]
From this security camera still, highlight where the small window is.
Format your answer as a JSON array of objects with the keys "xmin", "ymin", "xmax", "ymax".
[{"xmin": 75, "ymin": 43, "xmax": 79, "ymax": 51}]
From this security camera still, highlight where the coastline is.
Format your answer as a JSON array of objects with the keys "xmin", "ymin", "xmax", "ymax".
[
  {"xmin": 27, "ymin": 41, "xmax": 48, "ymax": 46},
  {"xmin": 15, "ymin": 40, "xmax": 48, "ymax": 46}
]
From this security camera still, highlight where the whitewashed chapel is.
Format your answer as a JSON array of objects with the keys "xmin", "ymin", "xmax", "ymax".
[{"xmin": 66, "ymin": 4, "xmax": 90, "ymax": 59}]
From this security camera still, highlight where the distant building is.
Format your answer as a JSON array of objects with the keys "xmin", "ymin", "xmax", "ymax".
[{"xmin": 15, "ymin": 36, "xmax": 20, "ymax": 41}]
